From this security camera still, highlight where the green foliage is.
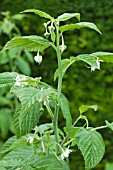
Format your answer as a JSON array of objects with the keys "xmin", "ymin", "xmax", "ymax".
[
  {"xmin": 58, "ymin": 93, "xmax": 72, "ymax": 135},
  {"xmin": 75, "ymin": 128, "xmax": 105, "ymax": 170},
  {"xmin": 22, "ymin": 9, "xmax": 53, "ymax": 20},
  {"xmin": 14, "ymin": 103, "xmax": 42, "ymax": 138},
  {"xmin": 0, "ymin": 109, "xmax": 14, "ymax": 139},
  {"xmin": 3, "ymin": 35, "xmax": 51, "ymax": 52},
  {"xmin": 57, "ymin": 13, "xmax": 80, "ymax": 22},
  {"xmin": 0, "ymin": 6, "xmax": 113, "ymax": 170},
  {"xmin": 79, "ymin": 105, "xmax": 98, "ymax": 115},
  {"xmin": 16, "ymin": 56, "xmax": 31, "ymax": 75},
  {"xmin": 60, "ymin": 22, "xmax": 101, "ymax": 34},
  {"xmin": 105, "ymin": 120, "xmax": 113, "ymax": 131},
  {"xmin": 0, "ymin": 72, "xmax": 17, "ymax": 87}
]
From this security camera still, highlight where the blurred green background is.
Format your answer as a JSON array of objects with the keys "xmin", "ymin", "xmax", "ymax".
[{"xmin": 0, "ymin": 0, "xmax": 113, "ymax": 169}]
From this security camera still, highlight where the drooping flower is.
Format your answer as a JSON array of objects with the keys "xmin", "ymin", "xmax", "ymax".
[
  {"xmin": 34, "ymin": 50, "xmax": 42, "ymax": 64},
  {"xmin": 48, "ymin": 20, "xmax": 55, "ymax": 33},
  {"xmin": 91, "ymin": 57, "xmax": 101, "ymax": 72},
  {"xmin": 43, "ymin": 22, "xmax": 50, "ymax": 38},
  {"xmin": 27, "ymin": 136, "xmax": 34, "ymax": 144},
  {"xmin": 60, "ymin": 34, "xmax": 67, "ymax": 53},
  {"xmin": 61, "ymin": 147, "xmax": 72, "ymax": 160}
]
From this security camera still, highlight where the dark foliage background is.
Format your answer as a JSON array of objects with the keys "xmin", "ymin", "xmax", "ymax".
[{"xmin": 0, "ymin": 0, "xmax": 113, "ymax": 169}]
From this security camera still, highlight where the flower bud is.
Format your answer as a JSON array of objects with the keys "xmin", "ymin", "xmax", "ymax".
[{"xmin": 34, "ymin": 50, "xmax": 42, "ymax": 64}]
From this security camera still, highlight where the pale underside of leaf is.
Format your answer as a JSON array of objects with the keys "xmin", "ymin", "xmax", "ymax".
[
  {"xmin": 60, "ymin": 22, "xmax": 101, "ymax": 34},
  {"xmin": 21, "ymin": 9, "xmax": 53, "ymax": 20},
  {"xmin": 75, "ymin": 128, "xmax": 105, "ymax": 170},
  {"xmin": 57, "ymin": 13, "xmax": 80, "ymax": 22},
  {"xmin": 90, "ymin": 52, "xmax": 113, "ymax": 63},
  {"xmin": 3, "ymin": 35, "xmax": 51, "ymax": 52}
]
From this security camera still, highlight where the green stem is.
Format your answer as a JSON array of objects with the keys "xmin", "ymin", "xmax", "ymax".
[
  {"xmin": 91, "ymin": 125, "xmax": 107, "ymax": 131},
  {"xmin": 73, "ymin": 116, "xmax": 81, "ymax": 127},
  {"xmin": 56, "ymin": 26, "xmax": 62, "ymax": 93},
  {"xmin": 61, "ymin": 116, "xmax": 81, "ymax": 146},
  {"xmin": 53, "ymin": 104, "xmax": 59, "ymax": 153},
  {"xmin": 53, "ymin": 23, "xmax": 62, "ymax": 153}
]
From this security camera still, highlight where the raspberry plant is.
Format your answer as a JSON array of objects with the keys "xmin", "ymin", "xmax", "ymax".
[{"xmin": 0, "ymin": 9, "xmax": 113, "ymax": 170}]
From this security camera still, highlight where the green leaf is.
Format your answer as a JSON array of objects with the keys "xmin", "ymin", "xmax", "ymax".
[
  {"xmin": 0, "ymin": 109, "xmax": 13, "ymax": 138},
  {"xmin": 21, "ymin": 9, "xmax": 53, "ymax": 20},
  {"xmin": 105, "ymin": 120, "xmax": 113, "ymax": 131},
  {"xmin": 16, "ymin": 57, "xmax": 31, "ymax": 76},
  {"xmin": 76, "ymin": 54, "xmax": 99, "ymax": 71},
  {"xmin": 54, "ymin": 57, "xmax": 77, "ymax": 81},
  {"xmin": 11, "ymin": 86, "xmax": 57, "ymax": 126},
  {"xmin": 90, "ymin": 52, "xmax": 113, "ymax": 63},
  {"xmin": 24, "ymin": 50, "xmax": 34, "ymax": 63},
  {"xmin": 28, "ymin": 154, "xmax": 70, "ymax": 170},
  {"xmin": 75, "ymin": 128, "xmax": 105, "ymax": 170},
  {"xmin": 0, "ymin": 146, "xmax": 34, "ymax": 168},
  {"xmin": 3, "ymin": 35, "xmax": 51, "ymax": 52},
  {"xmin": 12, "ymin": 14, "xmax": 26, "ymax": 20},
  {"xmin": 0, "ymin": 51, "xmax": 8, "ymax": 64},
  {"xmin": 0, "ymin": 72, "xmax": 17, "ymax": 87},
  {"xmin": 0, "ymin": 136, "xmax": 27, "ymax": 154},
  {"xmin": 79, "ymin": 105, "xmax": 98, "ymax": 115},
  {"xmin": 14, "ymin": 103, "xmax": 42, "ymax": 138},
  {"xmin": 34, "ymin": 123, "xmax": 53, "ymax": 134},
  {"xmin": 1, "ymin": 19, "xmax": 15, "ymax": 35},
  {"xmin": 59, "ymin": 94, "xmax": 72, "ymax": 135},
  {"xmin": 60, "ymin": 22, "xmax": 101, "ymax": 34},
  {"xmin": 57, "ymin": 13, "xmax": 80, "ymax": 22},
  {"xmin": 0, "ymin": 136, "xmax": 16, "ymax": 159},
  {"xmin": 75, "ymin": 52, "xmax": 113, "ymax": 71}
]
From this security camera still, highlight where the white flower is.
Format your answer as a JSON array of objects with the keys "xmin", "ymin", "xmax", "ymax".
[
  {"xmin": 60, "ymin": 35, "xmax": 67, "ymax": 53},
  {"xmin": 44, "ymin": 31, "xmax": 50, "ymax": 38},
  {"xmin": 43, "ymin": 23, "xmax": 47, "ymax": 28},
  {"xmin": 34, "ymin": 50, "xmax": 42, "ymax": 64},
  {"xmin": 91, "ymin": 57, "xmax": 101, "ymax": 72},
  {"xmin": 61, "ymin": 147, "xmax": 72, "ymax": 160},
  {"xmin": 14, "ymin": 75, "xmax": 28, "ymax": 87},
  {"xmin": 27, "ymin": 136, "xmax": 34, "ymax": 144},
  {"xmin": 48, "ymin": 20, "xmax": 55, "ymax": 33}
]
